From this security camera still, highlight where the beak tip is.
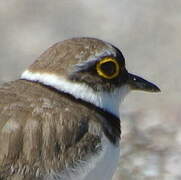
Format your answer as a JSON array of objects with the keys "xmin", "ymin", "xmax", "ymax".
[
  {"xmin": 155, "ymin": 86, "xmax": 161, "ymax": 92},
  {"xmin": 149, "ymin": 83, "xmax": 161, "ymax": 93},
  {"xmin": 153, "ymin": 86, "xmax": 161, "ymax": 93}
]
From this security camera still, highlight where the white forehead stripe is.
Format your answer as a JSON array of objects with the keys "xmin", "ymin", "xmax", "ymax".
[{"xmin": 21, "ymin": 70, "xmax": 129, "ymax": 117}]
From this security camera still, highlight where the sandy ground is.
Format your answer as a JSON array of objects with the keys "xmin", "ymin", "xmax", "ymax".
[{"xmin": 0, "ymin": 1, "xmax": 181, "ymax": 179}]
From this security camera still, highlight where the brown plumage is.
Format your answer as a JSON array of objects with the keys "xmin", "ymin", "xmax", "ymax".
[
  {"xmin": 0, "ymin": 79, "xmax": 120, "ymax": 179},
  {"xmin": 0, "ymin": 37, "xmax": 160, "ymax": 180}
]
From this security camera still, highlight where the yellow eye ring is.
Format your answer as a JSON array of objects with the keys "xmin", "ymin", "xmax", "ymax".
[{"xmin": 96, "ymin": 57, "xmax": 120, "ymax": 79}]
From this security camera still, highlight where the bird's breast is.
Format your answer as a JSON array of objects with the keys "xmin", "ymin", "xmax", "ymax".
[
  {"xmin": 49, "ymin": 135, "xmax": 120, "ymax": 180},
  {"xmin": 82, "ymin": 136, "xmax": 120, "ymax": 180}
]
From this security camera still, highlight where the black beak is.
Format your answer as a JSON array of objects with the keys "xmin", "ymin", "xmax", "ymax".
[{"xmin": 127, "ymin": 73, "xmax": 160, "ymax": 92}]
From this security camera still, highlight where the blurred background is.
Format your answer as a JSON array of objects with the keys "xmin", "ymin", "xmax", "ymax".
[{"xmin": 0, "ymin": 0, "xmax": 181, "ymax": 179}]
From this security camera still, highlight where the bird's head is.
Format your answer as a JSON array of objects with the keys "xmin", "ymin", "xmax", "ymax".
[{"xmin": 21, "ymin": 37, "xmax": 160, "ymax": 117}]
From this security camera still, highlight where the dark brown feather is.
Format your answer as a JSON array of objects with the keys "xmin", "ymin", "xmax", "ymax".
[{"xmin": 0, "ymin": 80, "xmax": 120, "ymax": 179}]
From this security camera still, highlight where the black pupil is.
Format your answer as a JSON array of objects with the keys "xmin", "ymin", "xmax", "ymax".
[{"xmin": 101, "ymin": 61, "xmax": 116, "ymax": 76}]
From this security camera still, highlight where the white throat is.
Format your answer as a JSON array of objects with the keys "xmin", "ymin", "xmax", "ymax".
[{"xmin": 21, "ymin": 70, "xmax": 130, "ymax": 117}]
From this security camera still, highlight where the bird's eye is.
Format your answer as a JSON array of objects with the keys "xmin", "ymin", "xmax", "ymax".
[{"xmin": 96, "ymin": 57, "xmax": 120, "ymax": 79}]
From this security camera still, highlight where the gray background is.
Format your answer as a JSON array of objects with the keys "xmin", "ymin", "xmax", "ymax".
[{"xmin": 0, "ymin": 0, "xmax": 181, "ymax": 179}]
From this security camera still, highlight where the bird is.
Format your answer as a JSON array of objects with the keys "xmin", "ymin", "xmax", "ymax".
[{"xmin": 0, "ymin": 37, "xmax": 160, "ymax": 180}]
